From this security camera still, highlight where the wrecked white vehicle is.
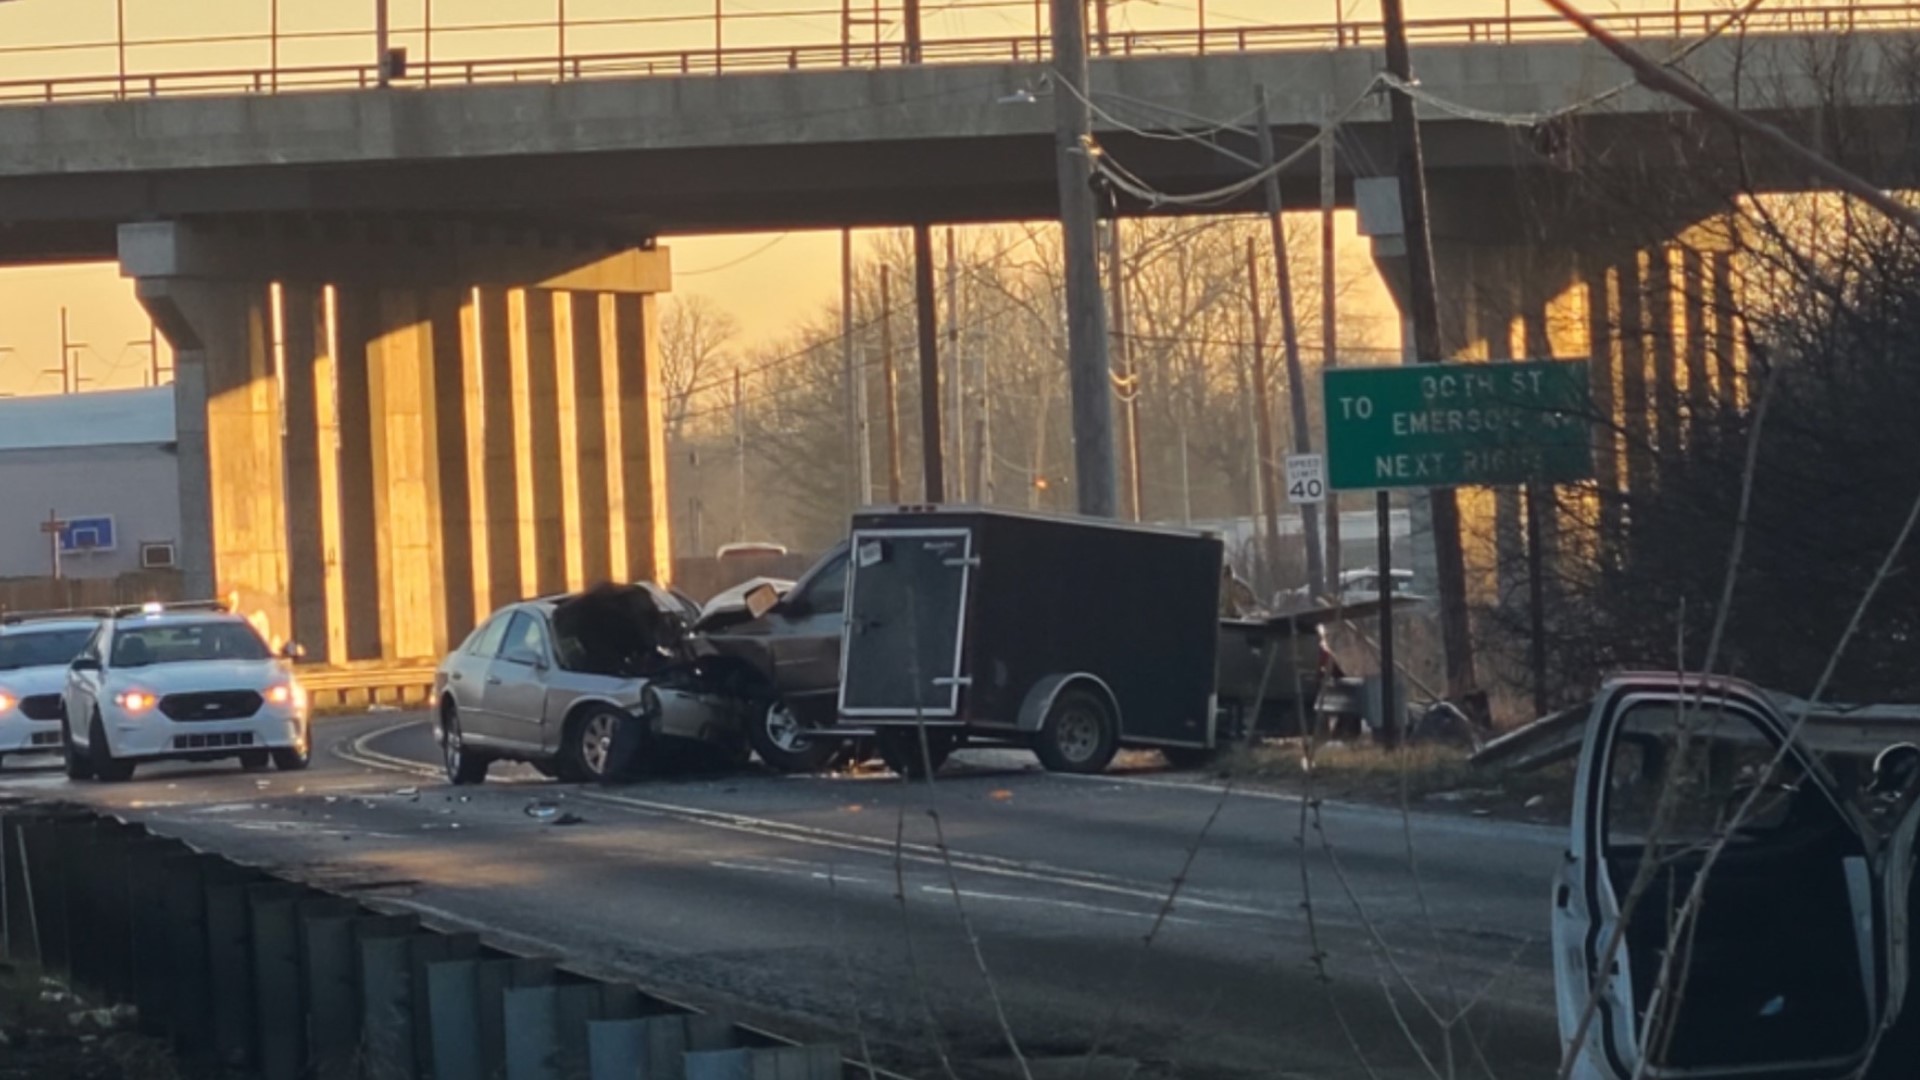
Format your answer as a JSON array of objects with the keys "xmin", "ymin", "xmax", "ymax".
[
  {"xmin": 431, "ymin": 584, "xmax": 758, "ymax": 785},
  {"xmin": 1556, "ymin": 673, "xmax": 1920, "ymax": 1079}
]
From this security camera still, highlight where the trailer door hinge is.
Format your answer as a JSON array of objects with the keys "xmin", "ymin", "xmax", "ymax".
[{"xmin": 932, "ymin": 677, "xmax": 973, "ymax": 688}]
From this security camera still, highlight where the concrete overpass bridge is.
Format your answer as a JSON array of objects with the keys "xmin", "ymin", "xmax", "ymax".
[{"xmin": 1, "ymin": 7, "xmax": 1913, "ymax": 663}]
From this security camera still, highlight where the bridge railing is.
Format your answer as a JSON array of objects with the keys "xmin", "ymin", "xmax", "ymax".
[{"xmin": 0, "ymin": 3, "xmax": 1913, "ymax": 106}]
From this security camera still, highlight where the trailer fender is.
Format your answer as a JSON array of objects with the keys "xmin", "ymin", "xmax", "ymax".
[{"xmin": 1017, "ymin": 674, "xmax": 1123, "ymax": 736}]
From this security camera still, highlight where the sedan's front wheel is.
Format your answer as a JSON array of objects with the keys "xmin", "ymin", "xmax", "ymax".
[
  {"xmin": 558, "ymin": 704, "xmax": 633, "ymax": 785},
  {"xmin": 88, "ymin": 715, "xmax": 135, "ymax": 783},
  {"xmin": 442, "ymin": 702, "xmax": 490, "ymax": 786},
  {"xmin": 62, "ymin": 717, "xmax": 93, "ymax": 781}
]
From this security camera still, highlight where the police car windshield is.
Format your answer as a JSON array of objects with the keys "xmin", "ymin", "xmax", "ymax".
[
  {"xmin": 112, "ymin": 622, "xmax": 270, "ymax": 667},
  {"xmin": 0, "ymin": 628, "xmax": 93, "ymax": 671}
]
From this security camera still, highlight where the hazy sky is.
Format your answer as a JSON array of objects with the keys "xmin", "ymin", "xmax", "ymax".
[{"xmin": 0, "ymin": 0, "xmax": 1700, "ymax": 396}]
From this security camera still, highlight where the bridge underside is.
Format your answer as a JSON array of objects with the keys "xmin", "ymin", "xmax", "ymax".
[{"xmin": 1, "ymin": 94, "xmax": 1916, "ymax": 264}]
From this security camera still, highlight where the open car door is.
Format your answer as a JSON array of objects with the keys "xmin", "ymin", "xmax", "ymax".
[{"xmin": 1555, "ymin": 675, "xmax": 1917, "ymax": 1080}]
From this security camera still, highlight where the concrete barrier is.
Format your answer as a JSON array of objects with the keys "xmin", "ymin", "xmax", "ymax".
[{"xmin": 0, "ymin": 802, "xmax": 846, "ymax": 1080}]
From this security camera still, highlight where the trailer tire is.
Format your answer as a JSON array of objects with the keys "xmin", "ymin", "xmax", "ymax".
[
  {"xmin": 876, "ymin": 729, "xmax": 955, "ymax": 780},
  {"xmin": 1034, "ymin": 687, "xmax": 1119, "ymax": 774}
]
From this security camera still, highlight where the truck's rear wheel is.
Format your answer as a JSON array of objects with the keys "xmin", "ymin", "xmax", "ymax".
[
  {"xmin": 876, "ymin": 729, "xmax": 955, "ymax": 780},
  {"xmin": 1034, "ymin": 688, "xmax": 1119, "ymax": 774}
]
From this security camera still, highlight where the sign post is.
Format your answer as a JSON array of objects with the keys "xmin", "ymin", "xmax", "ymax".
[
  {"xmin": 39, "ymin": 511, "xmax": 67, "ymax": 582},
  {"xmin": 1321, "ymin": 359, "xmax": 1593, "ymax": 732}
]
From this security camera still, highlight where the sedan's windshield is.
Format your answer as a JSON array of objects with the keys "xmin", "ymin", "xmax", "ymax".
[
  {"xmin": 0, "ymin": 628, "xmax": 94, "ymax": 671},
  {"xmin": 112, "ymin": 622, "xmax": 270, "ymax": 667}
]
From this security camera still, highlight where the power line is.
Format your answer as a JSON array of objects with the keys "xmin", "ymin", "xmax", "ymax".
[{"xmin": 677, "ymin": 233, "xmax": 794, "ymax": 276}]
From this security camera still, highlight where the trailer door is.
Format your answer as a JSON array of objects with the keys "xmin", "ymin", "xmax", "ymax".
[{"xmin": 838, "ymin": 529, "xmax": 973, "ymax": 718}]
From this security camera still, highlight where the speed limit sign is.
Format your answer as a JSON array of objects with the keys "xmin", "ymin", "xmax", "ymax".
[{"xmin": 1286, "ymin": 453, "xmax": 1327, "ymax": 504}]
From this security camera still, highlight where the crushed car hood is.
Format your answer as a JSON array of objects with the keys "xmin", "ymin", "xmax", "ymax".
[{"xmin": 551, "ymin": 584, "xmax": 693, "ymax": 679}]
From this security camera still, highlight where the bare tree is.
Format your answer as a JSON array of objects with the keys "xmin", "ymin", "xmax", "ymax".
[{"xmin": 660, "ymin": 294, "xmax": 740, "ymax": 439}]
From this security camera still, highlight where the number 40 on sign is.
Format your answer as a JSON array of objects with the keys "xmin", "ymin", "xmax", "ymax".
[{"xmin": 1286, "ymin": 454, "xmax": 1326, "ymax": 504}]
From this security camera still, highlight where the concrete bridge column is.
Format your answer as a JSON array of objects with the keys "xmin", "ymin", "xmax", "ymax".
[
  {"xmin": 280, "ymin": 284, "xmax": 348, "ymax": 664},
  {"xmin": 123, "ymin": 221, "xmax": 671, "ymax": 664},
  {"xmin": 512, "ymin": 289, "xmax": 569, "ymax": 598},
  {"xmin": 608, "ymin": 292, "xmax": 673, "ymax": 587},
  {"xmin": 135, "ymin": 278, "xmax": 289, "ymax": 638}
]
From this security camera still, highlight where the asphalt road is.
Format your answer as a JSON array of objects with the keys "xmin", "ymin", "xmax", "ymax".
[{"xmin": 0, "ymin": 714, "xmax": 1567, "ymax": 1079}]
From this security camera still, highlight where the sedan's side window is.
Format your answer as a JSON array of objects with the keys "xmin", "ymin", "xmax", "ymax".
[
  {"xmin": 468, "ymin": 615, "xmax": 510, "ymax": 658},
  {"xmin": 500, "ymin": 612, "xmax": 549, "ymax": 667},
  {"xmin": 798, "ymin": 552, "xmax": 850, "ymax": 615}
]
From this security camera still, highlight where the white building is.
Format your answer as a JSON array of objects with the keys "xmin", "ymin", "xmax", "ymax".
[{"xmin": 0, "ymin": 388, "xmax": 180, "ymax": 580}]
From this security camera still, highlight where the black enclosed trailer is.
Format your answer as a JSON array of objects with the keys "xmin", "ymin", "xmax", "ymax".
[{"xmin": 835, "ymin": 507, "xmax": 1223, "ymax": 774}]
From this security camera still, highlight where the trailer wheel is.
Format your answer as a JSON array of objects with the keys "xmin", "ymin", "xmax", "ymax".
[
  {"xmin": 876, "ymin": 728, "xmax": 955, "ymax": 780},
  {"xmin": 1034, "ymin": 687, "xmax": 1119, "ymax": 774}
]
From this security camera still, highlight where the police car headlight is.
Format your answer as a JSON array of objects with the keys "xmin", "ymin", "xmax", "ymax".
[
  {"xmin": 266, "ymin": 683, "xmax": 295, "ymax": 706},
  {"xmin": 0, "ymin": 692, "xmax": 14, "ymax": 714},
  {"xmin": 115, "ymin": 690, "xmax": 158, "ymax": 715}
]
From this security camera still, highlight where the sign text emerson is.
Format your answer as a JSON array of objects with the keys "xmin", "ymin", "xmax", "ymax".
[{"xmin": 1322, "ymin": 360, "xmax": 1594, "ymax": 491}]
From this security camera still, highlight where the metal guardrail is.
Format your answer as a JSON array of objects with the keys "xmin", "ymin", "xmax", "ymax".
[
  {"xmin": 0, "ymin": 3, "xmax": 1914, "ymax": 105},
  {"xmin": 296, "ymin": 662, "xmax": 436, "ymax": 711}
]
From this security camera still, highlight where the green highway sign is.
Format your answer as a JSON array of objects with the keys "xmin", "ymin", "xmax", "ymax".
[{"xmin": 1322, "ymin": 360, "xmax": 1594, "ymax": 491}]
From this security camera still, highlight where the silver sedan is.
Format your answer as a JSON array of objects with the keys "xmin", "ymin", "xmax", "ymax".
[{"xmin": 431, "ymin": 584, "xmax": 752, "ymax": 784}]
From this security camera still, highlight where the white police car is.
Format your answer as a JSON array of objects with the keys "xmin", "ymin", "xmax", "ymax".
[
  {"xmin": 0, "ymin": 610, "xmax": 102, "ymax": 768},
  {"xmin": 62, "ymin": 601, "xmax": 310, "ymax": 782}
]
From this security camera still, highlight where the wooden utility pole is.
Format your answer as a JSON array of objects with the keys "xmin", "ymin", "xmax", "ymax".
[
  {"xmin": 881, "ymin": 266, "xmax": 903, "ymax": 503},
  {"xmin": 1256, "ymin": 84, "xmax": 1327, "ymax": 597},
  {"xmin": 376, "ymin": 0, "xmax": 391, "ymax": 86},
  {"xmin": 1050, "ymin": 0, "xmax": 1118, "ymax": 517},
  {"xmin": 1381, "ymin": 0, "xmax": 1477, "ymax": 701},
  {"xmin": 945, "ymin": 228, "xmax": 963, "ymax": 501},
  {"xmin": 1246, "ymin": 240, "xmax": 1283, "ymax": 593},
  {"xmin": 842, "ymin": 229, "xmax": 871, "ymax": 508},
  {"xmin": 1320, "ymin": 94, "xmax": 1342, "ymax": 592},
  {"xmin": 732, "ymin": 366, "xmax": 746, "ymax": 541},
  {"xmin": 1108, "ymin": 220, "xmax": 1143, "ymax": 521},
  {"xmin": 904, "ymin": 0, "xmax": 922, "ymax": 61},
  {"xmin": 912, "ymin": 225, "xmax": 945, "ymax": 502},
  {"xmin": 1095, "ymin": 0, "xmax": 1111, "ymax": 55}
]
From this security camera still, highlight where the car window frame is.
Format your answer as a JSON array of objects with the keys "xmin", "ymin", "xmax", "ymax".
[
  {"xmin": 791, "ymin": 547, "xmax": 851, "ymax": 616},
  {"xmin": 466, "ymin": 613, "xmax": 512, "ymax": 659},
  {"xmin": 498, "ymin": 611, "xmax": 551, "ymax": 668},
  {"xmin": 110, "ymin": 619, "xmax": 271, "ymax": 668}
]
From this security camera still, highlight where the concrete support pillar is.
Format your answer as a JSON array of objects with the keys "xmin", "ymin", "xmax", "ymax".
[
  {"xmin": 1710, "ymin": 251, "xmax": 1740, "ymax": 406},
  {"xmin": 1614, "ymin": 253, "xmax": 1656, "ymax": 499},
  {"xmin": 280, "ymin": 284, "xmax": 347, "ymax": 663},
  {"xmin": 136, "ymin": 279, "xmax": 288, "ymax": 637},
  {"xmin": 426, "ymin": 288, "xmax": 477, "ymax": 647},
  {"xmin": 607, "ymin": 292, "xmax": 673, "ymax": 586},
  {"xmin": 123, "ymin": 223, "xmax": 674, "ymax": 664},
  {"xmin": 336, "ymin": 288, "xmax": 445, "ymax": 661},
  {"xmin": 1679, "ymin": 247, "xmax": 1713, "ymax": 421},
  {"xmin": 1645, "ymin": 248, "xmax": 1681, "ymax": 458},
  {"xmin": 513, "ymin": 290, "xmax": 569, "ymax": 597},
  {"xmin": 334, "ymin": 287, "xmax": 385, "ymax": 661},
  {"xmin": 475, "ymin": 287, "xmax": 523, "ymax": 610},
  {"xmin": 562, "ymin": 292, "xmax": 614, "ymax": 586}
]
